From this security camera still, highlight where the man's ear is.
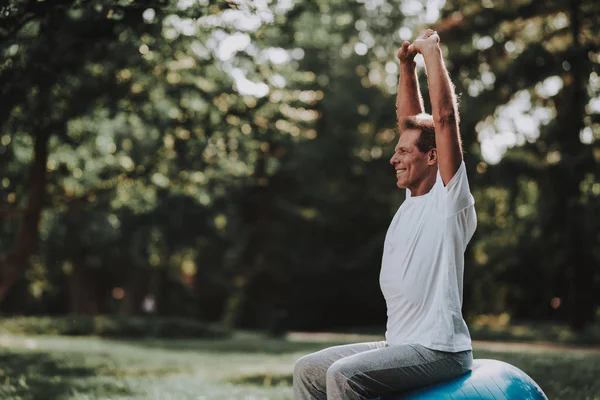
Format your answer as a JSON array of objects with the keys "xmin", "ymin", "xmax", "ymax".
[{"xmin": 428, "ymin": 148, "xmax": 438, "ymax": 165}]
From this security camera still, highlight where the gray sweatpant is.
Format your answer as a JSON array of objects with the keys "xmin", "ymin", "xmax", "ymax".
[{"xmin": 293, "ymin": 341, "xmax": 472, "ymax": 399}]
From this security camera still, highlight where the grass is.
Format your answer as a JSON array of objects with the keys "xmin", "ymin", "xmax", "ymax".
[
  {"xmin": 1, "ymin": 331, "xmax": 600, "ymax": 399},
  {"xmin": 0, "ymin": 316, "xmax": 229, "ymax": 339},
  {"xmin": 468, "ymin": 316, "xmax": 600, "ymax": 347}
]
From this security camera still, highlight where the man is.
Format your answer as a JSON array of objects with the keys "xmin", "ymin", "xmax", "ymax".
[{"xmin": 293, "ymin": 29, "xmax": 477, "ymax": 399}]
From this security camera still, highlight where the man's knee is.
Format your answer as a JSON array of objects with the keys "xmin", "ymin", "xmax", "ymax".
[
  {"xmin": 294, "ymin": 353, "xmax": 319, "ymax": 378},
  {"xmin": 326, "ymin": 358, "xmax": 351, "ymax": 382},
  {"xmin": 327, "ymin": 359, "xmax": 368, "ymax": 396}
]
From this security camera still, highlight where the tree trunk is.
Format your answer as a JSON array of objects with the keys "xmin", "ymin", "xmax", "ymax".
[
  {"xmin": 68, "ymin": 260, "xmax": 100, "ymax": 315},
  {"xmin": 122, "ymin": 265, "xmax": 148, "ymax": 315},
  {"xmin": 155, "ymin": 266, "xmax": 169, "ymax": 316},
  {"xmin": 565, "ymin": 0, "xmax": 594, "ymax": 330},
  {"xmin": 0, "ymin": 131, "xmax": 49, "ymax": 303},
  {"xmin": 221, "ymin": 275, "xmax": 251, "ymax": 328},
  {"xmin": 220, "ymin": 137, "xmax": 274, "ymax": 329},
  {"xmin": 567, "ymin": 202, "xmax": 594, "ymax": 330}
]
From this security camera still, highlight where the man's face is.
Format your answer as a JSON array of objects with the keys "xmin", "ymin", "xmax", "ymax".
[{"xmin": 389, "ymin": 129, "xmax": 431, "ymax": 189}]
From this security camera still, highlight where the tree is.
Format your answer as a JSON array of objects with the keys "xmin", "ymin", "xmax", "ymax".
[
  {"xmin": 436, "ymin": 0, "xmax": 600, "ymax": 329},
  {"xmin": 0, "ymin": 0, "xmax": 321, "ymax": 317}
]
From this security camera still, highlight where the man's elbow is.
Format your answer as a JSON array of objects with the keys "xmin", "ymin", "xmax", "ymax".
[{"xmin": 434, "ymin": 110, "xmax": 460, "ymax": 127}]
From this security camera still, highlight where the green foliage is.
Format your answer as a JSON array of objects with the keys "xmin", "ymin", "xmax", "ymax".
[
  {"xmin": 0, "ymin": 0, "xmax": 598, "ymax": 332},
  {"xmin": 437, "ymin": 0, "xmax": 600, "ymax": 328},
  {"xmin": 0, "ymin": 350, "xmax": 135, "ymax": 400},
  {"xmin": 0, "ymin": 316, "xmax": 229, "ymax": 338}
]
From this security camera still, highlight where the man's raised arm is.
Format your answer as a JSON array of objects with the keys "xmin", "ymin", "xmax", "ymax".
[
  {"xmin": 411, "ymin": 31, "xmax": 463, "ymax": 185},
  {"xmin": 396, "ymin": 40, "xmax": 424, "ymax": 124}
]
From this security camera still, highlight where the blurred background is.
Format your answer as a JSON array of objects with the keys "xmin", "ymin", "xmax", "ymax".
[
  {"xmin": 0, "ymin": 0, "xmax": 600, "ymax": 400},
  {"xmin": 0, "ymin": 0, "xmax": 599, "ymax": 397}
]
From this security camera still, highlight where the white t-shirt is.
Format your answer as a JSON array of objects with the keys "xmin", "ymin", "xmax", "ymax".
[{"xmin": 379, "ymin": 161, "xmax": 476, "ymax": 352}]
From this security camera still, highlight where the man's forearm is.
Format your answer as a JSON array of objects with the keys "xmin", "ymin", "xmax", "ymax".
[
  {"xmin": 421, "ymin": 47, "xmax": 459, "ymax": 130},
  {"xmin": 396, "ymin": 62, "xmax": 424, "ymax": 124},
  {"xmin": 421, "ymin": 43, "xmax": 464, "ymax": 180}
]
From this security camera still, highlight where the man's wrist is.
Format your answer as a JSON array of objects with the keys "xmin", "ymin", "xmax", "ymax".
[
  {"xmin": 420, "ymin": 44, "xmax": 442, "ymax": 59},
  {"xmin": 400, "ymin": 60, "xmax": 417, "ymax": 70}
]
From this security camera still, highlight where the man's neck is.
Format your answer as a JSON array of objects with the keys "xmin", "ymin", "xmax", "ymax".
[{"xmin": 408, "ymin": 168, "xmax": 437, "ymax": 197}]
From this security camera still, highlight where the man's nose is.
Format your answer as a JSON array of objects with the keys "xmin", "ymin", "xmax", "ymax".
[{"xmin": 390, "ymin": 153, "xmax": 398, "ymax": 165}]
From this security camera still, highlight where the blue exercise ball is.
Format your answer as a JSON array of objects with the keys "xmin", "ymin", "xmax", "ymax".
[{"xmin": 379, "ymin": 359, "xmax": 548, "ymax": 400}]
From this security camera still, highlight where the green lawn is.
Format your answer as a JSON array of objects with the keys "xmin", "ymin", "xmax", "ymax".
[{"xmin": 1, "ymin": 332, "xmax": 599, "ymax": 400}]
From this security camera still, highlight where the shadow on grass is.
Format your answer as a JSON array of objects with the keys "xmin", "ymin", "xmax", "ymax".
[
  {"xmin": 229, "ymin": 373, "xmax": 293, "ymax": 387},
  {"xmin": 111, "ymin": 336, "xmax": 346, "ymax": 355},
  {"xmin": 0, "ymin": 350, "xmax": 135, "ymax": 399}
]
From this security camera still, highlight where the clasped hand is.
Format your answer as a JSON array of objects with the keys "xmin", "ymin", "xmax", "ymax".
[{"xmin": 397, "ymin": 29, "xmax": 440, "ymax": 63}]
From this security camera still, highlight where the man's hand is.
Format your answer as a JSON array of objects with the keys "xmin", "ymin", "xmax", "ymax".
[
  {"xmin": 397, "ymin": 41, "xmax": 417, "ymax": 64},
  {"xmin": 408, "ymin": 29, "xmax": 439, "ymax": 55},
  {"xmin": 396, "ymin": 31, "xmax": 428, "ymax": 119},
  {"xmin": 397, "ymin": 29, "xmax": 436, "ymax": 63}
]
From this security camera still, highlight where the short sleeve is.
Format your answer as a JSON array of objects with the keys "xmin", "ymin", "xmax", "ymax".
[{"xmin": 440, "ymin": 161, "xmax": 475, "ymax": 216}]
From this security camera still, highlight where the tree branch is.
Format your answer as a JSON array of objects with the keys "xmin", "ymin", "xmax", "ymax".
[{"xmin": 435, "ymin": 0, "xmax": 565, "ymax": 41}]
